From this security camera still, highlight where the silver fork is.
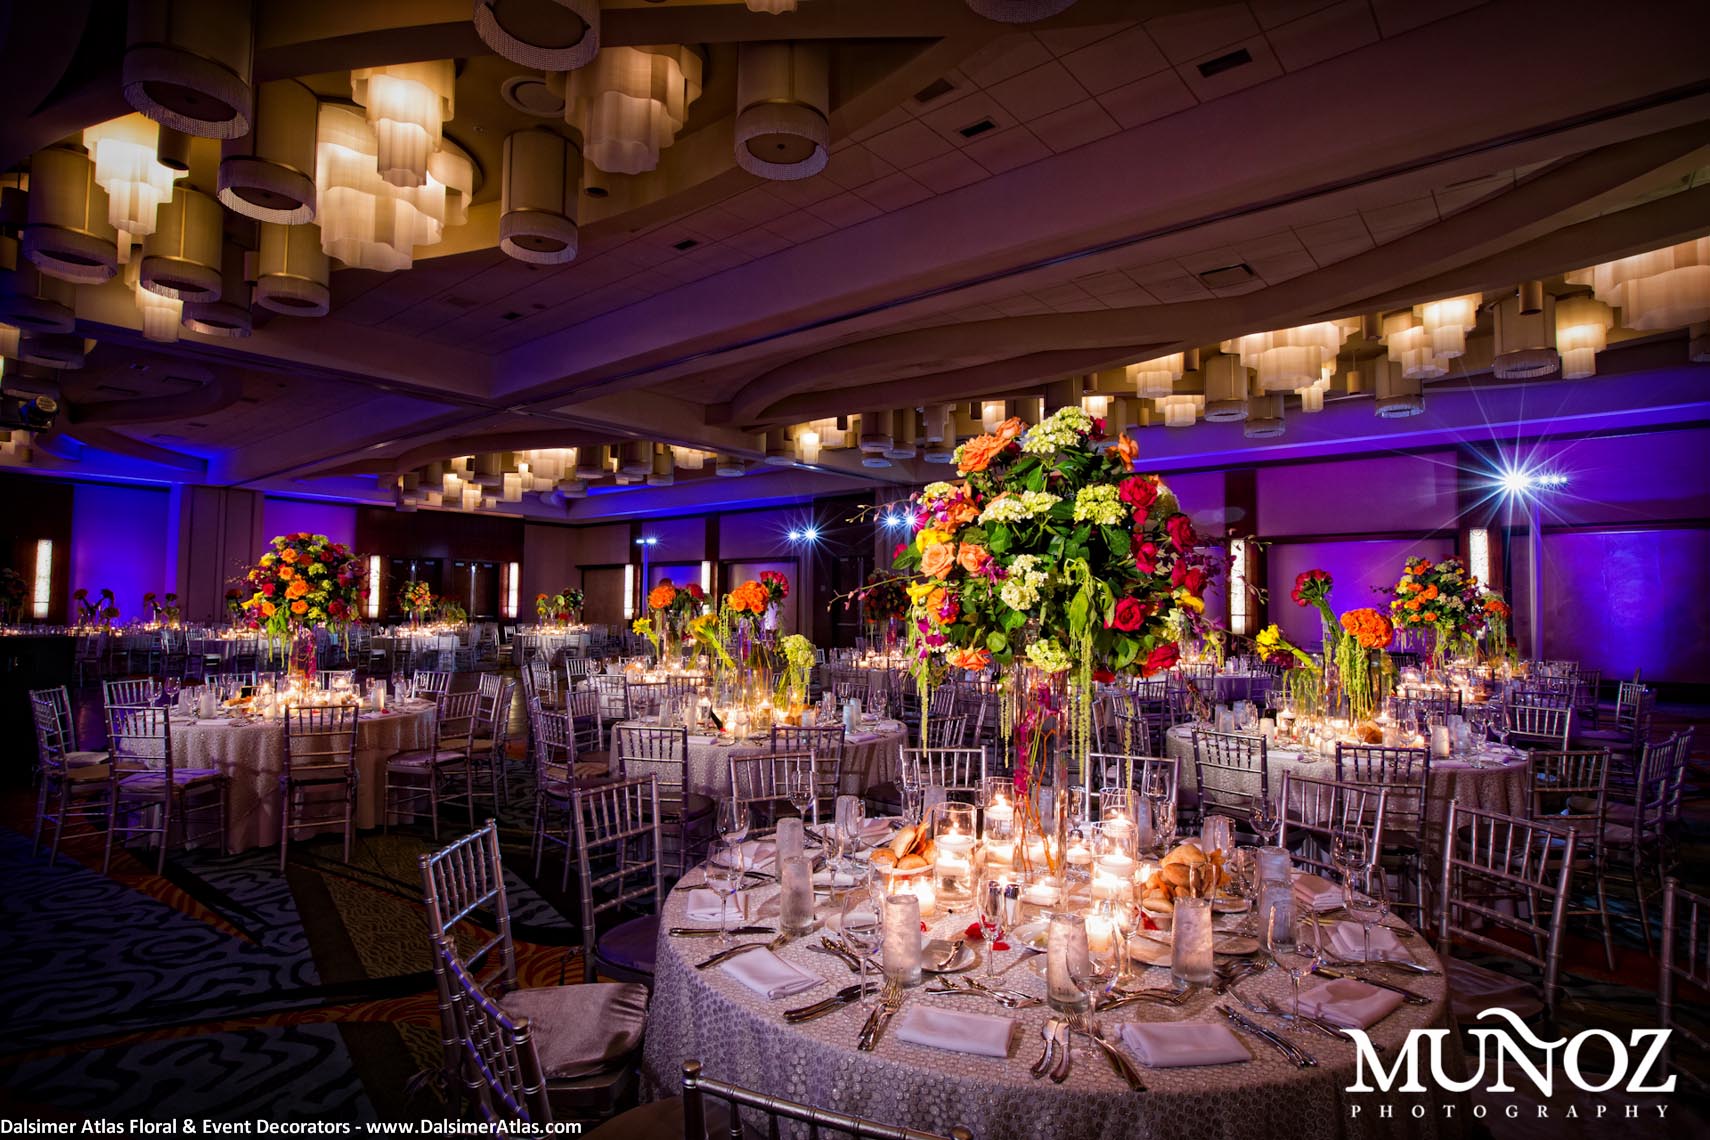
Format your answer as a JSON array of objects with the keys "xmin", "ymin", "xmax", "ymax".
[
  {"xmin": 1258, "ymin": 993, "xmax": 1353, "ymax": 1041},
  {"xmin": 1073, "ymin": 1014, "xmax": 1147, "ymax": 1091}
]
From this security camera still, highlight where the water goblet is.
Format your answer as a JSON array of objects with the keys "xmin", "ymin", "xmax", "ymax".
[
  {"xmin": 1249, "ymin": 794, "xmax": 1281, "ymax": 847},
  {"xmin": 1330, "ymin": 827, "xmax": 1368, "ymax": 884},
  {"xmin": 717, "ymin": 798, "xmax": 750, "ymax": 847},
  {"xmin": 978, "ymin": 879, "xmax": 1012, "ymax": 977},
  {"xmin": 841, "ymin": 884, "xmax": 884, "ymax": 1008},
  {"xmin": 1343, "ymin": 868, "xmax": 1392, "ymax": 965},
  {"xmin": 784, "ymin": 768, "xmax": 817, "ymax": 825},
  {"xmin": 1267, "ymin": 909, "xmax": 1326, "ymax": 1028}
]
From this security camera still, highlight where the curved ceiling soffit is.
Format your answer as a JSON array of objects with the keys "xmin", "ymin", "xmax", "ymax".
[
  {"xmin": 66, "ymin": 373, "xmax": 245, "ymax": 425},
  {"xmin": 40, "ymin": 424, "xmax": 208, "ymax": 474},
  {"xmin": 730, "ymin": 123, "xmax": 1710, "ymax": 425},
  {"xmin": 310, "ymin": 429, "xmax": 621, "ymax": 479}
]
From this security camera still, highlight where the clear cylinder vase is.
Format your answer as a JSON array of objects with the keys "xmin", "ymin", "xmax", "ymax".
[{"xmin": 288, "ymin": 624, "xmax": 318, "ymax": 684}]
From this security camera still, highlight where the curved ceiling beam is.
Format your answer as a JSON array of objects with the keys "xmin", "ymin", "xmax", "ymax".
[
  {"xmin": 731, "ymin": 123, "xmax": 1710, "ymax": 423},
  {"xmin": 67, "ymin": 373, "xmax": 245, "ymax": 425},
  {"xmin": 311, "ymin": 429, "xmax": 620, "ymax": 479},
  {"xmin": 49, "ymin": 425, "xmax": 207, "ymax": 474}
]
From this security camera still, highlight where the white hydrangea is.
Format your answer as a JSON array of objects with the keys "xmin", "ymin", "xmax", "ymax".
[
  {"xmin": 922, "ymin": 481, "xmax": 957, "ymax": 501},
  {"xmin": 998, "ymin": 554, "xmax": 1050, "ymax": 611},
  {"xmin": 978, "ymin": 490, "xmax": 1060, "ymax": 524},
  {"xmin": 1072, "ymin": 484, "xmax": 1125, "ymax": 526},
  {"xmin": 1025, "ymin": 637, "xmax": 1072, "ymax": 673},
  {"xmin": 1021, "ymin": 406, "xmax": 1095, "ymax": 455}
]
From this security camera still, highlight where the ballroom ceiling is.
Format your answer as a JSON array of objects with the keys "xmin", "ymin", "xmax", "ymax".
[{"xmin": 1, "ymin": 0, "xmax": 1707, "ymax": 517}]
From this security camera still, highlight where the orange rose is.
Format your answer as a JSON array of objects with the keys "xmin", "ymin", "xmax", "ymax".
[
  {"xmin": 994, "ymin": 416, "xmax": 1027, "ymax": 442},
  {"xmin": 648, "ymin": 582, "xmax": 677, "ymax": 610},
  {"xmin": 1115, "ymin": 432, "xmax": 1139, "ymax": 465},
  {"xmin": 278, "ymin": 566, "xmax": 295, "ymax": 580},
  {"xmin": 290, "ymin": 600, "xmax": 308, "ymax": 615},
  {"xmin": 948, "ymin": 647, "xmax": 991, "ymax": 670},
  {"xmin": 943, "ymin": 500, "xmax": 978, "ymax": 529},
  {"xmin": 260, "ymin": 600, "xmax": 276, "ymax": 617},
  {"xmin": 1423, "ymin": 611, "xmax": 1438, "ymax": 622},
  {"xmin": 288, "ymin": 578, "xmax": 311, "ymax": 598},
  {"xmin": 956, "ymin": 434, "xmax": 1007, "ymax": 475},
  {"xmin": 280, "ymin": 548, "xmax": 298, "ymax": 563},
  {"xmin": 920, "ymin": 542, "xmax": 956, "ymax": 579},
  {"xmin": 925, "ymin": 587, "xmax": 948, "ymax": 612},
  {"xmin": 957, "ymin": 542, "xmax": 989, "ymax": 574}
]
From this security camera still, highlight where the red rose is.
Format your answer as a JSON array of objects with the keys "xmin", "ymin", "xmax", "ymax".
[
  {"xmin": 1171, "ymin": 564, "xmax": 1208, "ymax": 596},
  {"xmin": 261, "ymin": 582, "xmax": 276, "ymax": 597},
  {"xmin": 893, "ymin": 542, "xmax": 907, "ymax": 560},
  {"xmin": 1107, "ymin": 597, "xmax": 1146, "ymax": 632},
  {"xmin": 1165, "ymin": 514, "xmax": 1196, "ymax": 553},
  {"xmin": 1093, "ymin": 668, "xmax": 1116, "ymax": 684},
  {"xmin": 1118, "ymin": 475, "xmax": 1158, "ymax": 511},
  {"xmin": 1140, "ymin": 643, "xmax": 1180, "ymax": 677},
  {"xmin": 686, "ymin": 583, "xmax": 705, "ymax": 600},
  {"xmin": 1133, "ymin": 539, "xmax": 1159, "ymax": 575},
  {"xmin": 1290, "ymin": 569, "xmax": 1332, "ymax": 607}
]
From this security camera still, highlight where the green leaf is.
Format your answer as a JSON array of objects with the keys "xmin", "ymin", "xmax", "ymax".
[
  {"xmin": 986, "ymin": 631, "xmax": 1008, "ymax": 653},
  {"xmin": 1001, "ymin": 607, "xmax": 1027, "ymax": 632},
  {"xmin": 1068, "ymin": 591, "xmax": 1089, "ymax": 635}
]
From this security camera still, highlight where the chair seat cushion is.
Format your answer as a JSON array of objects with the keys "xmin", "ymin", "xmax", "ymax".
[
  {"xmin": 575, "ymin": 761, "xmax": 611, "ymax": 780},
  {"xmin": 62, "ymin": 763, "xmax": 111, "ymax": 783},
  {"xmin": 469, "ymin": 737, "xmax": 499, "ymax": 753},
  {"xmin": 387, "ymin": 749, "xmax": 468, "ymax": 769},
  {"xmin": 595, "ymin": 914, "xmax": 659, "ymax": 979},
  {"xmin": 583, "ymin": 1095, "xmax": 731, "ymax": 1140},
  {"xmin": 67, "ymin": 750, "xmax": 110, "ymax": 768},
  {"xmin": 1446, "ymin": 958, "xmax": 1543, "ymax": 1022},
  {"xmin": 500, "ymin": 981, "xmax": 649, "ymax": 1080},
  {"xmin": 117, "ymin": 768, "xmax": 222, "ymax": 789},
  {"xmin": 285, "ymin": 763, "xmax": 353, "ymax": 784}
]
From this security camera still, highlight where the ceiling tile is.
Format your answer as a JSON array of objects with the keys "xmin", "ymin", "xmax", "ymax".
[
  {"xmin": 1031, "ymin": 100, "xmax": 1121, "ymax": 153},
  {"xmin": 1061, "ymin": 26, "xmax": 1171, "ymax": 95},
  {"xmin": 987, "ymin": 60, "xmax": 1089, "ymax": 122},
  {"xmin": 1361, "ymin": 196, "xmax": 1439, "ymax": 243},
  {"xmin": 822, "ymin": 144, "xmax": 898, "ymax": 190},
  {"xmin": 1033, "ymin": 21, "xmax": 1138, "ymax": 56},
  {"xmin": 1074, "ymin": 271, "xmax": 1139, "ymax": 297},
  {"xmin": 847, "ymin": 105, "xmax": 916, "ymax": 142},
  {"xmin": 807, "ymin": 192, "xmax": 886, "ymax": 228},
  {"xmin": 1293, "ymin": 214, "xmax": 1370, "ymax": 246},
  {"xmin": 1266, "ymin": 0, "xmax": 1380, "ymax": 71},
  {"xmin": 1177, "ymin": 246, "xmax": 1246, "ymax": 274},
  {"xmin": 1369, "ymin": 0, "xmax": 1487, "ymax": 38},
  {"xmin": 959, "ymin": 33, "xmax": 1054, "ymax": 88},
  {"xmin": 1096, "ymin": 69, "xmax": 1198, "ymax": 129},
  {"xmin": 1139, "ymin": 272, "xmax": 1215, "ymax": 302},
  {"xmin": 681, "ymin": 207, "xmax": 751, "ymax": 243},
  {"xmin": 765, "ymin": 175, "xmax": 844, "ymax": 209},
  {"xmin": 1431, "ymin": 170, "xmax": 1514, "ymax": 216},
  {"xmin": 862, "ymin": 119, "xmax": 955, "ymax": 169},
  {"xmin": 1031, "ymin": 283, "xmax": 1102, "ymax": 308},
  {"xmin": 1247, "ymin": 249, "xmax": 1319, "ymax": 282},
  {"xmin": 722, "ymin": 228, "xmax": 793, "ymax": 259},
  {"xmin": 917, "ymin": 90, "xmax": 1016, "ymax": 147},
  {"xmin": 1176, "ymin": 35, "xmax": 1284, "ymax": 102},
  {"xmin": 991, "ymin": 295, "xmax": 1054, "ymax": 316},
  {"xmin": 720, "ymin": 186, "xmax": 788, "ymax": 224},
  {"xmin": 1094, "ymin": 287, "xmax": 1160, "ymax": 307},
  {"xmin": 1248, "ymin": 0, "xmax": 1344, "ymax": 29},
  {"xmin": 765, "ymin": 211, "xmax": 837, "ymax": 243},
  {"xmin": 1305, "ymin": 235, "xmax": 1376, "ymax": 267},
  {"xmin": 1237, "ymin": 229, "xmax": 1307, "ymax": 259},
  {"xmin": 855, "ymin": 172, "xmax": 934, "ymax": 212},
  {"xmin": 909, "ymin": 149, "xmax": 990, "ymax": 193},
  {"xmin": 1146, "ymin": 4, "xmax": 1262, "ymax": 63},
  {"xmin": 961, "ymin": 124, "xmax": 1052, "ymax": 175}
]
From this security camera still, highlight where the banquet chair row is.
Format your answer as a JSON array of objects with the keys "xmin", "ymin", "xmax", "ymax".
[{"xmin": 102, "ymin": 705, "xmax": 229, "ymax": 874}]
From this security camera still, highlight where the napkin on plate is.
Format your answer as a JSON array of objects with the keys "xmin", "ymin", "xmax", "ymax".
[
  {"xmin": 1292, "ymin": 873, "xmax": 1343, "ymax": 910},
  {"xmin": 846, "ymin": 732, "xmax": 881, "ymax": 745},
  {"xmin": 720, "ymin": 949, "xmax": 820, "ymax": 1000},
  {"xmin": 893, "ymin": 1006, "xmax": 1015, "ymax": 1057},
  {"xmin": 1326, "ymin": 920, "xmax": 1409, "ymax": 963},
  {"xmin": 856, "ymin": 817, "xmax": 894, "ymax": 841},
  {"xmin": 1297, "ymin": 976, "xmax": 1404, "ymax": 1028},
  {"xmin": 1117, "ymin": 1022, "xmax": 1251, "ymax": 1068},
  {"xmin": 724, "ymin": 840, "xmax": 777, "ymax": 872},
  {"xmin": 684, "ymin": 889, "xmax": 750, "ymax": 922}
]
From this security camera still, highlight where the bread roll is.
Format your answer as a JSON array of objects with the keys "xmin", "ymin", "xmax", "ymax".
[
  {"xmin": 889, "ymin": 826, "xmax": 917, "ymax": 858},
  {"xmin": 869, "ymin": 850, "xmax": 897, "ymax": 870},
  {"xmin": 898, "ymin": 853, "xmax": 929, "ymax": 871}
]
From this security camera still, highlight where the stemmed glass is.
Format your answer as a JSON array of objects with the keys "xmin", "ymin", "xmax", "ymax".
[
  {"xmin": 784, "ymin": 768, "xmax": 817, "ymax": 828},
  {"xmin": 1331, "ymin": 826, "xmax": 1368, "ymax": 885},
  {"xmin": 1070, "ymin": 926, "xmax": 1121, "ymax": 1027},
  {"xmin": 1343, "ymin": 868, "xmax": 1392, "ymax": 965},
  {"xmin": 705, "ymin": 842, "xmax": 746, "ymax": 945},
  {"xmin": 1250, "ymin": 793, "xmax": 1281, "ymax": 847},
  {"xmin": 1103, "ymin": 897, "xmax": 1142, "ymax": 992},
  {"xmin": 1143, "ymin": 769, "xmax": 1174, "ymax": 857},
  {"xmin": 978, "ymin": 879, "xmax": 1020, "ymax": 977},
  {"xmin": 835, "ymin": 795, "xmax": 866, "ymax": 879},
  {"xmin": 1266, "ymin": 908, "xmax": 1326, "ymax": 1028},
  {"xmin": 717, "ymin": 798, "xmax": 750, "ymax": 848},
  {"xmin": 840, "ymin": 883, "xmax": 884, "ymax": 1008}
]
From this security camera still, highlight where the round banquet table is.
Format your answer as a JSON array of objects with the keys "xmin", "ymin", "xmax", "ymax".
[
  {"xmin": 1181, "ymin": 672, "xmax": 1275, "ymax": 704},
  {"xmin": 163, "ymin": 700, "xmax": 437, "ymax": 852},
  {"xmin": 1162, "ymin": 725, "xmax": 1529, "ymax": 827},
  {"xmin": 610, "ymin": 719, "xmax": 909, "ymax": 798},
  {"xmin": 642, "ymin": 873, "xmax": 1465, "ymax": 1140}
]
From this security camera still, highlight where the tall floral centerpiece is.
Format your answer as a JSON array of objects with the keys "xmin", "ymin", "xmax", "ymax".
[
  {"xmin": 646, "ymin": 579, "xmax": 706, "ymax": 663},
  {"xmin": 1278, "ymin": 569, "xmax": 1393, "ymax": 722},
  {"xmin": 724, "ymin": 579, "xmax": 775, "ymax": 698},
  {"xmin": 242, "ymin": 533, "xmax": 367, "ymax": 682},
  {"xmin": 758, "ymin": 570, "xmax": 789, "ymax": 634},
  {"xmin": 1480, "ymin": 594, "xmax": 1513, "ymax": 663},
  {"xmin": 75, "ymin": 588, "xmax": 119, "ymax": 627},
  {"xmin": 856, "ymin": 571, "xmax": 909, "ymax": 651},
  {"xmin": 1388, "ymin": 556, "xmax": 1482, "ymax": 673},
  {"xmin": 398, "ymin": 580, "xmax": 434, "ymax": 627},
  {"xmin": 892, "ymin": 407, "xmax": 1217, "ymax": 878},
  {"xmin": 0, "ymin": 568, "xmax": 27, "ymax": 625}
]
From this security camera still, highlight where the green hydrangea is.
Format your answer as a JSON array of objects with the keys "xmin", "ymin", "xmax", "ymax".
[
  {"xmin": 1025, "ymin": 637, "xmax": 1072, "ymax": 673},
  {"xmin": 1072, "ymin": 484, "xmax": 1126, "ymax": 526},
  {"xmin": 979, "ymin": 490, "xmax": 1060, "ymax": 524}
]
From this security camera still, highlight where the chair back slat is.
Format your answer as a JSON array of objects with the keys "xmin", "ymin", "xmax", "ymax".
[
  {"xmin": 1191, "ymin": 730, "xmax": 1267, "ymax": 822},
  {"xmin": 899, "ymin": 747, "xmax": 986, "ymax": 800},
  {"xmin": 1503, "ymin": 703, "xmax": 1571, "ymax": 749},
  {"xmin": 729, "ymin": 750, "xmax": 827, "ymax": 822},
  {"xmin": 435, "ymin": 937, "xmax": 552, "ymax": 1125},
  {"xmin": 1280, "ymin": 771, "xmax": 1387, "ymax": 882},
  {"xmin": 572, "ymin": 776, "xmax": 665, "ymax": 969},
  {"xmin": 420, "ymin": 820, "xmax": 516, "ymax": 988},
  {"xmin": 1661, "ymin": 878, "xmax": 1710, "ymax": 1062}
]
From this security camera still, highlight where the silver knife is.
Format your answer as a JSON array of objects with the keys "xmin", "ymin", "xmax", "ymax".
[
  {"xmin": 694, "ymin": 942, "xmax": 769, "ymax": 969},
  {"xmin": 671, "ymin": 926, "xmax": 775, "ymax": 938},
  {"xmin": 1217, "ymin": 1004, "xmax": 1316, "ymax": 1068},
  {"xmin": 1316, "ymin": 967, "xmax": 1430, "ymax": 1004}
]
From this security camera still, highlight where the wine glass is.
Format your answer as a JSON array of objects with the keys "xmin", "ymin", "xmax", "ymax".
[
  {"xmin": 1330, "ymin": 826, "xmax": 1367, "ymax": 885},
  {"xmin": 977, "ymin": 879, "xmax": 1015, "ymax": 977},
  {"xmin": 1266, "ymin": 909, "xmax": 1326, "ymax": 1027},
  {"xmin": 1070, "ymin": 926, "xmax": 1120, "ymax": 1026},
  {"xmin": 840, "ymin": 884, "xmax": 884, "ymax": 1008},
  {"xmin": 784, "ymin": 768, "xmax": 817, "ymax": 827},
  {"xmin": 705, "ymin": 844, "xmax": 746, "ymax": 945},
  {"xmin": 717, "ymin": 798, "xmax": 750, "ymax": 847},
  {"xmin": 1343, "ymin": 868, "xmax": 1391, "ymax": 965},
  {"xmin": 1250, "ymin": 794, "xmax": 1281, "ymax": 847},
  {"xmin": 1103, "ymin": 897, "xmax": 1141, "ymax": 992},
  {"xmin": 835, "ymin": 795, "xmax": 865, "ymax": 877}
]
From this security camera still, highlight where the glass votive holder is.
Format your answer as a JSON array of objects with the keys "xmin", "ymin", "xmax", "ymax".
[
  {"xmin": 882, "ymin": 893, "xmax": 923, "ymax": 986},
  {"xmin": 1045, "ymin": 912, "xmax": 1091, "ymax": 1014},
  {"xmin": 1200, "ymin": 814, "xmax": 1234, "ymax": 862},
  {"xmin": 1063, "ymin": 826, "xmax": 1095, "ymax": 886},
  {"xmin": 933, "ymin": 805, "xmax": 977, "ymax": 910},
  {"xmin": 779, "ymin": 855, "xmax": 816, "ymax": 936},
  {"xmin": 1256, "ymin": 845, "xmax": 1292, "ymax": 883},
  {"xmin": 1170, "ymin": 896, "xmax": 1215, "ymax": 986},
  {"xmin": 1019, "ymin": 867, "xmax": 1064, "ymax": 913},
  {"xmin": 981, "ymin": 777, "xmax": 1016, "ymax": 840}
]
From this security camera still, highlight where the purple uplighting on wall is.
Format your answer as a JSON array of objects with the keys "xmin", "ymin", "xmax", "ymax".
[
  {"xmin": 1538, "ymin": 528, "xmax": 1710, "ymax": 683},
  {"xmin": 70, "ymin": 484, "xmax": 170, "ymax": 621},
  {"xmin": 261, "ymin": 498, "xmax": 358, "ymax": 547}
]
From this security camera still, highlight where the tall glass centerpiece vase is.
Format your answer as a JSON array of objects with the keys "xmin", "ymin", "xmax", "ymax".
[{"xmin": 288, "ymin": 623, "xmax": 318, "ymax": 684}]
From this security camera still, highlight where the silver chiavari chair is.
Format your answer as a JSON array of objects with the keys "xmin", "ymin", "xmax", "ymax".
[
  {"xmin": 1660, "ymin": 878, "xmax": 1710, "ymax": 1088},
  {"xmin": 1190, "ymin": 729, "xmax": 1267, "ymax": 828},
  {"xmin": 1084, "ymin": 751, "xmax": 1175, "ymax": 803},
  {"xmin": 385, "ymin": 689, "xmax": 478, "ymax": 839},
  {"xmin": 410, "ymin": 670, "xmax": 454, "ymax": 700},
  {"xmin": 1527, "ymin": 748, "xmax": 1615, "ymax": 970},
  {"xmin": 103, "ymin": 705, "xmax": 228, "ymax": 874},
  {"xmin": 1602, "ymin": 737, "xmax": 1675, "ymax": 955},
  {"xmin": 614, "ymin": 725, "xmax": 710, "ymax": 875},
  {"xmin": 1438, "ymin": 800, "xmax": 1576, "ymax": 1021},
  {"xmin": 572, "ymin": 776, "xmax": 666, "ymax": 986},
  {"xmin": 899, "ymin": 746, "xmax": 987, "ymax": 803},
  {"xmin": 1335, "ymin": 743, "xmax": 1433, "ymax": 922},
  {"xmin": 280, "ymin": 705, "xmax": 360, "ymax": 871},
  {"xmin": 1279, "ymin": 771, "xmax": 1387, "ymax": 884},
  {"xmin": 923, "ymin": 713, "xmax": 968, "ymax": 749},
  {"xmin": 728, "ymin": 749, "xmax": 825, "ymax": 826},
  {"xmin": 1503, "ymin": 702, "xmax": 1572, "ymax": 750},
  {"xmin": 103, "ymin": 678, "xmax": 161, "ymax": 710},
  {"xmin": 770, "ymin": 725, "xmax": 846, "ymax": 815},
  {"xmin": 31, "ymin": 692, "xmax": 110, "ymax": 865},
  {"xmin": 471, "ymin": 677, "xmax": 518, "ymax": 804},
  {"xmin": 422, "ymin": 822, "xmax": 648, "ymax": 1119},
  {"xmin": 681, "ymin": 1060, "xmax": 973, "ymax": 1140}
]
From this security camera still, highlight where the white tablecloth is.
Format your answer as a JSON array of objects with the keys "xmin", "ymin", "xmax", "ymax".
[
  {"xmin": 1163, "ymin": 725, "xmax": 1529, "ymax": 826},
  {"xmin": 610, "ymin": 720, "xmax": 909, "ymax": 798},
  {"xmin": 164, "ymin": 701, "xmax": 437, "ymax": 852},
  {"xmin": 642, "ymin": 871, "xmax": 1464, "ymax": 1140}
]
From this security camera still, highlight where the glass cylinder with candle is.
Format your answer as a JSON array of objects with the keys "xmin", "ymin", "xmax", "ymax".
[
  {"xmin": 933, "ymin": 803, "xmax": 977, "ymax": 910},
  {"xmin": 1090, "ymin": 823, "xmax": 1137, "ymax": 900},
  {"xmin": 1046, "ymin": 912, "xmax": 1091, "ymax": 1014},
  {"xmin": 882, "ymin": 893, "xmax": 923, "ymax": 986}
]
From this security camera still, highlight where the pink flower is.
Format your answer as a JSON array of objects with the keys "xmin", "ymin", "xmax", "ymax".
[
  {"xmin": 1107, "ymin": 597, "xmax": 1147, "ymax": 632},
  {"xmin": 1141, "ymin": 643, "xmax": 1181, "ymax": 677}
]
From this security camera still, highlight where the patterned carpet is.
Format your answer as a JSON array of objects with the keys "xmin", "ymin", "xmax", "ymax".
[{"xmin": 2, "ymin": 704, "xmax": 1705, "ymax": 1129}]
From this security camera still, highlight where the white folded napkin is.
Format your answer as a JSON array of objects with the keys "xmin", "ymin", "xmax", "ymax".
[
  {"xmin": 684, "ymin": 890, "xmax": 749, "ymax": 923},
  {"xmin": 1298, "ymin": 977, "xmax": 1404, "ymax": 1028},
  {"xmin": 724, "ymin": 841, "xmax": 776, "ymax": 872},
  {"xmin": 1292, "ymin": 873, "xmax": 1343, "ymax": 910},
  {"xmin": 1326, "ymin": 920, "xmax": 1408, "ymax": 963},
  {"xmin": 893, "ymin": 1006, "xmax": 1015, "ymax": 1057},
  {"xmin": 720, "ymin": 948, "xmax": 820, "ymax": 999},
  {"xmin": 846, "ymin": 732, "xmax": 881, "ymax": 744},
  {"xmin": 856, "ymin": 817, "xmax": 894, "ymax": 840},
  {"xmin": 1117, "ymin": 1022, "xmax": 1250, "ymax": 1068}
]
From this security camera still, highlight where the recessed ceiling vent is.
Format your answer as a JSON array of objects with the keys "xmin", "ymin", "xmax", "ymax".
[
  {"xmin": 1198, "ymin": 48, "xmax": 1252, "ymax": 78},
  {"xmin": 1197, "ymin": 263, "xmax": 1257, "ymax": 289},
  {"xmin": 958, "ymin": 119, "xmax": 997, "ymax": 140}
]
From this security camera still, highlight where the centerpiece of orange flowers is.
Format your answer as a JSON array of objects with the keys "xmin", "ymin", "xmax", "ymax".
[
  {"xmin": 890, "ymin": 405, "xmax": 1220, "ymax": 878},
  {"xmin": 241, "ymin": 533, "xmax": 367, "ymax": 680},
  {"xmin": 398, "ymin": 580, "xmax": 434, "ymax": 625},
  {"xmin": 644, "ymin": 579, "xmax": 706, "ymax": 663}
]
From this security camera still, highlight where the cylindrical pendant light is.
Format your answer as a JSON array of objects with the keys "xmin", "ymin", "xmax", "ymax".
[
  {"xmin": 219, "ymin": 80, "xmax": 318, "ymax": 223},
  {"xmin": 619, "ymin": 440, "xmax": 651, "ymax": 475},
  {"xmin": 671, "ymin": 445, "xmax": 705, "ymax": 471},
  {"xmin": 1415, "ymin": 294, "xmax": 1480, "ymax": 358},
  {"xmin": 315, "ymin": 102, "xmax": 444, "ymax": 272},
  {"xmin": 1201, "ymin": 355, "xmax": 1248, "ymax": 421},
  {"xmin": 1553, "ymin": 296, "xmax": 1613, "ymax": 380},
  {"xmin": 734, "ymin": 42, "xmax": 830, "ymax": 181},
  {"xmin": 1381, "ymin": 311, "xmax": 1446, "ymax": 380},
  {"xmin": 554, "ymin": 45, "xmax": 704, "ymax": 176},
  {"xmin": 858, "ymin": 409, "xmax": 892, "ymax": 455},
  {"xmin": 499, "ymin": 129, "xmax": 580, "ymax": 265},
  {"xmin": 1490, "ymin": 291, "xmax": 1558, "ymax": 379},
  {"xmin": 1243, "ymin": 395, "xmax": 1285, "ymax": 438},
  {"xmin": 474, "ymin": 0, "xmax": 599, "ymax": 71},
  {"xmin": 648, "ymin": 445, "xmax": 675, "ymax": 486},
  {"xmin": 183, "ymin": 243, "xmax": 252, "ymax": 336},
  {"xmin": 430, "ymin": 139, "xmax": 476, "ymax": 228},
  {"xmin": 16, "ymin": 332, "xmax": 88, "ymax": 369},
  {"xmin": 795, "ymin": 429, "xmax": 821, "ymax": 464},
  {"xmin": 884, "ymin": 409, "xmax": 918, "ymax": 460},
  {"xmin": 1565, "ymin": 237, "xmax": 1710, "ymax": 331},
  {"xmin": 715, "ymin": 454, "xmax": 746, "ymax": 477},
  {"xmin": 82, "ymin": 113, "xmax": 186, "ymax": 248},
  {"xmin": 23, "ymin": 145, "xmax": 119, "ymax": 285},
  {"xmin": 0, "ymin": 238, "xmax": 77, "ymax": 333},
  {"xmin": 1128, "ymin": 353, "xmax": 1183, "ymax": 399},
  {"xmin": 254, "ymin": 222, "xmax": 329, "ymax": 316},
  {"xmin": 763, "ymin": 428, "xmax": 793, "ymax": 466},
  {"xmin": 965, "ymin": 0, "xmax": 1079, "ymax": 21},
  {"xmin": 123, "ymin": 0, "xmax": 254, "ymax": 138},
  {"xmin": 350, "ymin": 61, "xmax": 455, "ymax": 188},
  {"xmin": 1372, "ymin": 358, "xmax": 1424, "ymax": 417},
  {"xmin": 575, "ymin": 445, "xmax": 607, "ymax": 480},
  {"xmin": 1159, "ymin": 394, "xmax": 1202, "ymax": 428},
  {"xmin": 747, "ymin": 0, "xmax": 798, "ymax": 10},
  {"xmin": 141, "ymin": 186, "xmax": 223, "ymax": 301},
  {"xmin": 135, "ymin": 282, "xmax": 183, "ymax": 341}
]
